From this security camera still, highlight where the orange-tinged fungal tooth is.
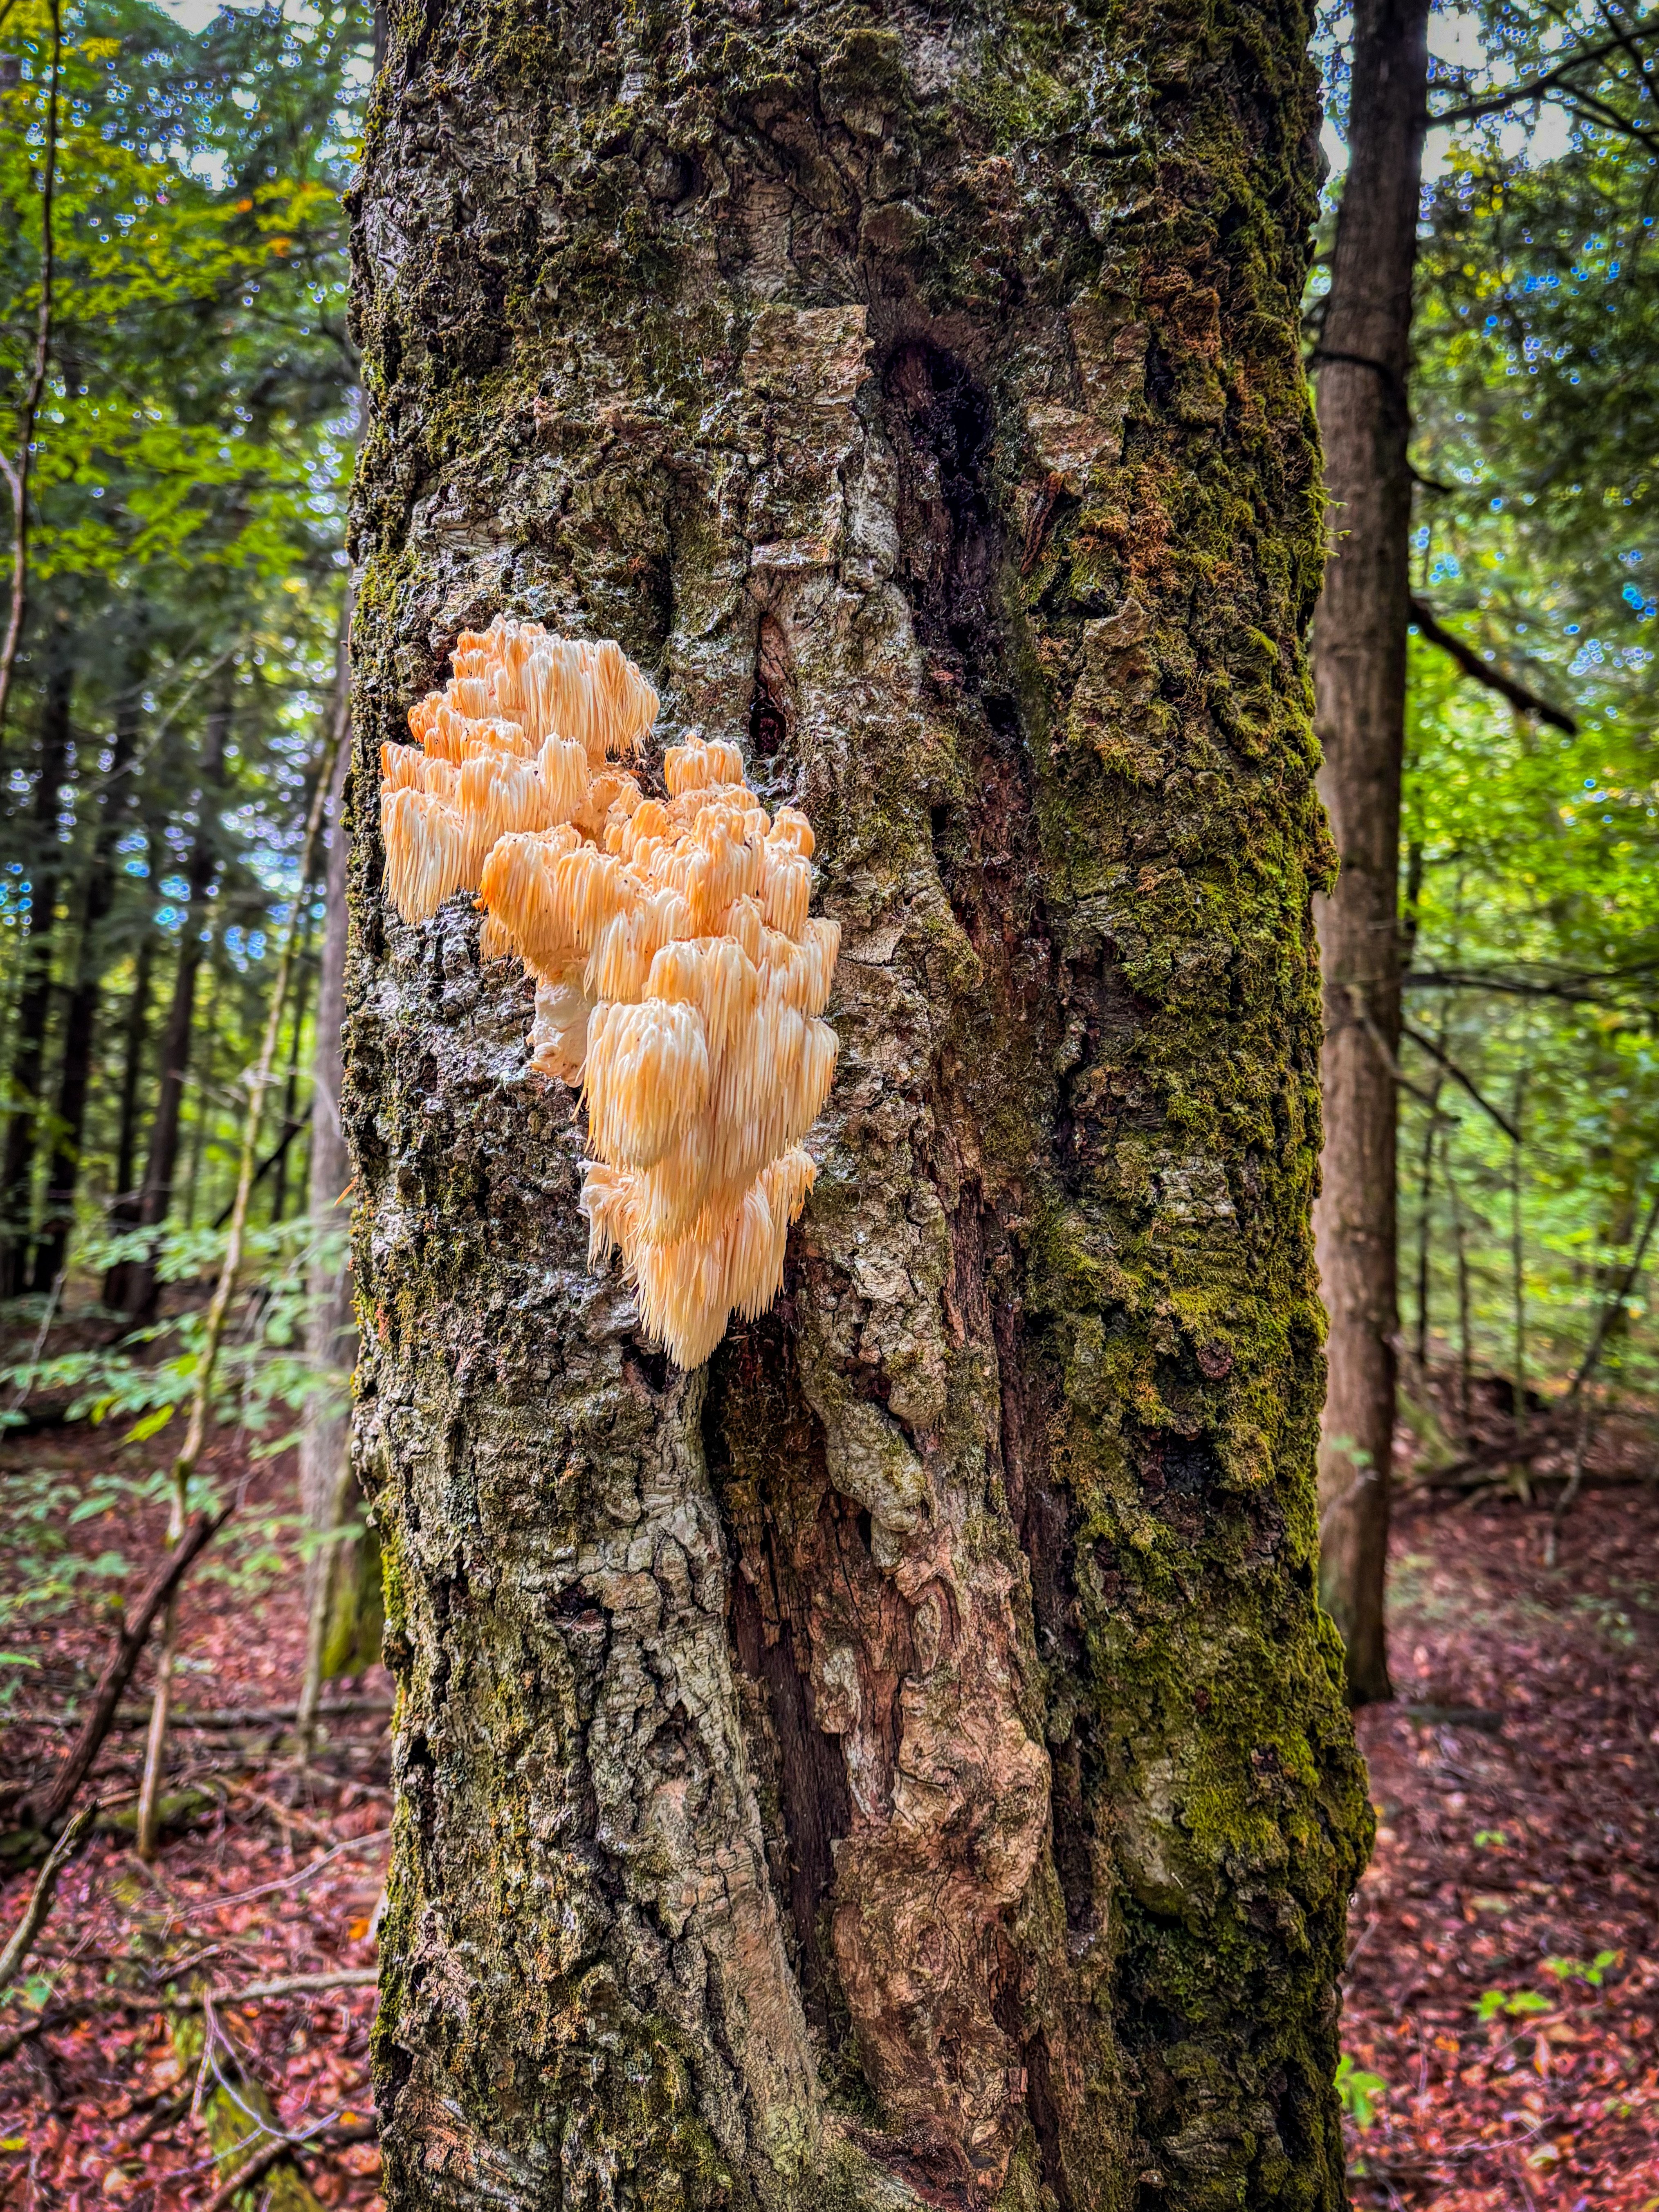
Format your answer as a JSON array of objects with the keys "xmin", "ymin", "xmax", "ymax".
[
  {"xmin": 769, "ymin": 808, "xmax": 815, "ymax": 859},
  {"xmin": 378, "ymin": 617, "xmax": 838, "ymax": 1367},
  {"xmin": 381, "ymin": 741, "xmax": 427, "ymax": 790},
  {"xmin": 759, "ymin": 845, "xmax": 813, "ymax": 938}
]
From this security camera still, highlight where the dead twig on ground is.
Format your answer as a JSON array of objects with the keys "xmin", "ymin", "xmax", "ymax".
[
  {"xmin": 0, "ymin": 1967, "xmax": 379, "ymax": 2064},
  {"xmin": 0, "ymin": 1808, "xmax": 94, "ymax": 1988}
]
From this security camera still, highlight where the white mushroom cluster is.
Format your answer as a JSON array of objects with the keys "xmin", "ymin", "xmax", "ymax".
[{"xmin": 379, "ymin": 616, "xmax": 838, "ymax": 1367}]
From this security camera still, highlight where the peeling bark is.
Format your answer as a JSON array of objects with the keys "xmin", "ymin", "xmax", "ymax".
[{"xmin": 346, "ymin": 4, "xmax": 1370, "ymax": 2208}]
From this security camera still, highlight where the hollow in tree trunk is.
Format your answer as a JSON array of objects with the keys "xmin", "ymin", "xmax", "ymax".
[
  {"xmin": 1309, "ymin": 0, "xmax": 1430, "ymax": 1706},
  {"xmin": 346, "ymin": 5, "xmax": 1372, "ymax": 2205}
]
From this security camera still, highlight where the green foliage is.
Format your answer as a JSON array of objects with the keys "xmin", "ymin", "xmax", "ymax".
[
  {"xmin": 1396, "ymin": 40, "xmax": 1659, "ymax": 1403},
  {"xmin": 1476, "ymin": 1985, "xmax": 1553, "ymax": 2020},
  {"xmin": 1542, "ymin": 1948, "xmax": 1621, "ymax": 1985},
  {"xmin": 1334, "ymin": 2054, "xmax": 1387, "ymax": 2129},
  {"xmin": 0, "ymin": 0, "xmax": 368, "ymax": 1264}
]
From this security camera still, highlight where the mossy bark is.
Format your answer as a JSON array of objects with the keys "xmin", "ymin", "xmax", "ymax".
[{"xmin": 344, "ymin": 4, "xmax": 1372, "ymax": 2208}]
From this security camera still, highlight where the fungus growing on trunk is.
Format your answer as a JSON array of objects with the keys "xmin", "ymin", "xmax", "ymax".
[{"xmin": 378, "ymin": 616, "xmax": 838, "ymax": 1366}]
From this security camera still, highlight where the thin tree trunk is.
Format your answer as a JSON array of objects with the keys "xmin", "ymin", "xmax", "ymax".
[
  {"xmin": 1309, "ymin": 0, "xmax": 1430, "ymax": 1705},
  {"xmin": 105, "ymin": 684, "xmax": 230, "ymax": 1323},
  {"xmin": 1412, "ymin": 1083, "xmax": 1441, "ymax": 1373},
  {"xmin": 133, "ymin": 714, "xmax": 345, "ymax": 1859},
  {"xmin": 182, "ymin": 953, "xmax": 219, "ymax": 1232},
  {"xmin": 0, "ymin": 629, "xmax": 74, "ymax": 1298},
  {"xmin": 297, "ymin": 671, "xmax": 375, "ymax": 1754},
  {"xmin": 1511, "ymin": 1068, "xmax": 1528, "ymax": 1440},
  {"xmin": 1452, "ymin": 1173, "xmax": 1473, "ymax": 1442},
  {"xmin": 32, "ymin": 656, "xmax": 145, "ymax": 1289},
  {"xmin": 0, "ymin": 0, "xmax": 61, "ymax": 744},
  {"xmin": 346, "ymin": 9, "xmax": 1371, "ymax": 2208},
  {"xmin": 269, "ymin": 941, "xmax": 313, "ymax": 1226},
  {"xmin": 111, "ymin": 920, "xmax": 157, "ymax": 1219}
]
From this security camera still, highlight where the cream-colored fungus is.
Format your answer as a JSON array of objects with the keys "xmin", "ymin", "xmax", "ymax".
[{"xmin": 379, "ymin": 617, "xmax": 837, "ymax": 1367}]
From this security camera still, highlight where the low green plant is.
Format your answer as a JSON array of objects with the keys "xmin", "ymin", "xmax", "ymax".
[
  {"xmin": 1476, "ymin": 1986, "xmax": 1553, "ymax": 2021},
  {"xmin": 1335, "ymin": 2054, "xmax": 1387, "ymax": 2129},
  {"xmin": 1543, "ymin": 1949, "xmax": 1620, "ymax": 1987}
]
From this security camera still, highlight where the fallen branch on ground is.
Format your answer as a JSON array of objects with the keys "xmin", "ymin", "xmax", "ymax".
[
  {"xmin": 18, "ymin": 1697, "xmax": 391, "ymax": 1734},
  {"xmin": 200, "ymin": 2108, "xmax": 377, "ymax": 2212},
  {"xmin": 0, "ymin": 1806, "xmax": 94, "ymax": 1987},
  {"xmin": 0, "ymin": 1967, "xmax": 379, "ymax": 2063}
]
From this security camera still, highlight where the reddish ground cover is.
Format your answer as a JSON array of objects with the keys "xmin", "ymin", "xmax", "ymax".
[
  {"xmin": 1345, "ymin": 1482, "xmax": 1659, "ymax": 2208},
  {"xmin": 0, "ymin": 1424, "xmax": 390, "ymax": 2208},
  {"xmin": 0, "ymin": 1417, "xmax": 1653, "ymax": 2208}
]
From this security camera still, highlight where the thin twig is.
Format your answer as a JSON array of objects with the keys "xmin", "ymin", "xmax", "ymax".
[
  {"xmin": 1548, "ymin": 1177, "xmax": 1659, "ymax": 1562},
  {"xmin": 1429, "ymin": 15, "xmax": 1659, "ymax": 126},
  {"xmin": 0, "ymin": 1967, "xmax": 381, "ymax": 2062},
  {"xmin": 5, "ymin": 1267, "xmax": 66, "ymax": 1418},
  {"xmin": 0, "ymin": 1806, "xmax": 93, "ymax": 1988},
  {"xmin": 1567, "ymin": 1177, "xmax": 1659, "ymax": 1400},
  {"xmin": 1400, "ymin": 1022, "xmax": 1522, "ymax": 1142},
  {"xmin": 16, "ymin": 1697, "xmax": 391, "ymax": 1733}
]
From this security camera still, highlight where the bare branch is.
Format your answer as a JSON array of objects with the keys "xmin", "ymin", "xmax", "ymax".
[
  {"xmin": 1429, "ymin": 15, "xmax": 1659, "ymax": 126},
  {"xmin": 1409, "ymin": 598, "xmax": 1578, "ymax": 732},
  {"xmin": 1400, "ymin": 1022, "xmax": 1522, "ymax": 1142},
  {"xmin": 13, "ymin": 1509, "xmax": 231, "ymax": 1836}
]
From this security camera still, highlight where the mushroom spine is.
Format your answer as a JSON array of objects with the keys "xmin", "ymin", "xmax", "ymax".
[{"xmin": 377, "ymin": 615, "xmax": 838, "ymax": 1368}]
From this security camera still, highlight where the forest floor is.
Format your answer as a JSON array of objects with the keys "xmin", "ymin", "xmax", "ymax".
[
  {"xmin": 0, "ymin": 1423, "xmax": 1654, "ymax": 2210},
  {"xmin": 0, "ymin": 1418, "xmax": 390, "ymax": 2210},
  {"xmin": 1345, "ymin": 1478, "xmax": 1659, "ymax": 2209}
]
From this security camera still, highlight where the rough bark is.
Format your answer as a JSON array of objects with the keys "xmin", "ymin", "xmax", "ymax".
[
  {"xmin": 1309, "ymin": 0, "xmax": 1429, "ymax": 1705},
  {"xmin": 104, "ymin": 687, "xmax": 229, "ymax": 1323},
  {"xmin": 0, "ymin": 629, "xmax": 73, "ymax": 1298},
  {"xmin": 32, "ymin": 660, "xmax": 143, "ymax": 1290},
  {"xmin": 346, "ymin": 5, "xmax": 1370, "ymax": 2209}
]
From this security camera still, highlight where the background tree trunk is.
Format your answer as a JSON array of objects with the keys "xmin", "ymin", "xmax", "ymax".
[
  {"xmin": 0, "ymin": 624, "xmax": 74, "ymax": 1298},
  {"xmin": 32, "ymin": 648, "xmax": 144, "ymax": 1290},
  {"xmin": 346, "ymin": 5, "xmax": 1370, "ymax": 2208},
  {"xmin": 1309, "ymin": 0, "xmax": 1430, "ymax": 1705},
  {"xmin": 104, "ymin": 680, "xmax": 229, "ymax": 1323},
  {"xmin": 299, "ymin": 710, "xmax": 377, "ymax": 1701}
]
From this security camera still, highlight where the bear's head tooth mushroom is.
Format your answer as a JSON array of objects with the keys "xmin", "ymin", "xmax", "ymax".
[{"xmin": 378, "ymin": 615, "xmax": 839, "ymax": 1369}]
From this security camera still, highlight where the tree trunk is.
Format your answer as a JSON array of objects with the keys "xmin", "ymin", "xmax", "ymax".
[
  {"xmin": 104, "ymin": 687, "xmax": 229, "ymax": 1323},
  {"xmin": 111, "ymin": 915, "xmax": 157, "ymax": 1221},
  {"xmin": 1309, "ymin": 0, "xmax": 1429, "ymax": 1705},
  {"xmin": 299, "ymin": 720, "xmax": 377, "ymax": 1694},
  {"xmin": 0, "ymin": 628, "xmax": 74, "ymax": 1298},
  {"xmin": 32, "ymin": 656, "xmax": 144, "ymax": 1290},
  {"xmin": 269, "ymin": 930, "xmax": 314, "ymax": 1227},
  {"xmin": 346, "ymin": 7, "xmax": 1370, "ymax": 2208}
]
